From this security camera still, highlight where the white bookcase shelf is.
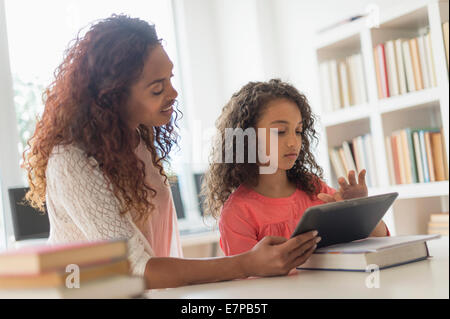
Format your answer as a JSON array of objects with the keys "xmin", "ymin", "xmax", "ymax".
[
  {"xmin": 321, "ymin": 104, "xmax": 371, "ymax": 127},
  {"xmin": 315, "ymin": 0, "xmax": 449, "ymax": 236}
]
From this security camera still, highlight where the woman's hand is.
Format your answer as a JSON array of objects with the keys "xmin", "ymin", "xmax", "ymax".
[
  {"xmin": 318, "ymin": 169, "xmax": 368, "ymax": 203},
  {"xmin": 240, "ymin": 231, "xmax": 321, "ymax": 277}
]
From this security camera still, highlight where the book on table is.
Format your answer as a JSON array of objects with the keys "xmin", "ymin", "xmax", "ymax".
[
  {"xmin": 297, "ymin": 234, "xmax": 440, "ymax": 272},
  {"xmin": 0, "ymin": 239, "xmax": 146, "ymax": 299},
  {"xmin": 0, "ymin": 238, "xmax": 128, "ymax": 275},
  {"xmin": 0, "ymin": 275, "xmax": 145, "ymax": 299},
  {"xmin": 0, "ymin": 258, "xmax": 130, "ymax": 289}
]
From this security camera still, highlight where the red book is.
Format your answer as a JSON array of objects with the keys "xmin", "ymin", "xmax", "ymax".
[{"xmin": 377, "ymin": 44, "xmax": 390, "ymax": 98}]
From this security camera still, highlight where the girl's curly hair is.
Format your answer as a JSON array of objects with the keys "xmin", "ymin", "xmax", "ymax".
[
  {"xmin": 23, "ymin": 14, "xmax": 179, "ymax": 221},
  {"xmin": 201, "ymin": 79, "xmax": 323, "ymax": 219}
]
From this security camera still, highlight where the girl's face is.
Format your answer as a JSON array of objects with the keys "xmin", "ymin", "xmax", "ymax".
[
  {"xmin": 125, "ymin": 45, "xmax": 178, "ymax": 129},
  {"xmin": 256, "ymin": 98, "xmax": 303, "ymax": 171}
]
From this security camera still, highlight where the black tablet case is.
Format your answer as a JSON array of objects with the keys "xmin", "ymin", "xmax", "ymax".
[{"xmin": 291, "ymin": 192, "xmax": 398, "ymax": 248}]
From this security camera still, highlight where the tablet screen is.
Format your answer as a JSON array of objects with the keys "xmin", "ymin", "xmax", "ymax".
[{"xmin": 291, "ymin": 192, "xmax": 398, "ymax": 248}]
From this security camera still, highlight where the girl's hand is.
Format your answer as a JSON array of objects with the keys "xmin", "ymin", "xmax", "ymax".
[
  {"xmin": 318, "ymin": 169, "xmax": 368, "ymax": 203},
  {"xmin": 241, "ymin": 231, "xmax": 321, "ymax": 277}
]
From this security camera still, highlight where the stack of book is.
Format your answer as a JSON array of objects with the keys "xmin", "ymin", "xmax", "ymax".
[
  {"xmin": 297, "ymin": 234, "xmax": 440, "ymax": 271},
  {"xmin": 0, "ymin": 239, "xmax": 145, "ymax": 299},
  {"xmin": 319, "ymin": 53, "xmax": 367, "ymax": 113},
  {"xmin": 328, "ymin": 134, "xmax": 377, "ymax": 187},
  {"xmin": 374, "ymin": 30, "xmax": 437, "ymax": 99},
  {"xmin": 443, "ymin": 21, "xmax": 449, "ymax": 72},
  {"xmin": 385, "ymin": 127, "xmax": 448, "ymax": 185},
  {"xmin": 428, "ymin": 212, "xmax": 449, "ymax": 236}
]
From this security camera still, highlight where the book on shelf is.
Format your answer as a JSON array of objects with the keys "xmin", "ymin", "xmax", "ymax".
[
  {"xmin": 430, "ymin": 131, "xmax": 447, "ymax": 181},
  {"xmin": 374, "ymin": 47, "xmax": 384, "ymax": 98},
  {"xmin": 394, "ymin": 39, "xmax": 408, "ymax": 95},
  {"xmin": 405, "ymin": 128, "xmax": 419, "ymax": 183},
  {"xmin": 329, "ymin": 148, "xmax": 347, "ymax": 181},
  {"xmin": 419, "ymin": 130, "xmax": 430, "ymax": 182},
  {"xmin": 417, "ymin": 35, "xmax": 431, "ymax": 89},
  {"xmin": 297, "ymin": 235, "xmax": 440, "ymax": 272},
  {"xmin": 409, "ymin": 37, "xmax": 424, "ymax": 91},
  {"xmin": 439, "ymin": 128, "xmax": 449, "ymax": 180},
  {"xmin": 338, "ymin": 148, "xmax": 349, "ymax": 173},
  {"xmin": 385, "ymin": 40, "xmax": 400, "ymax": 97},
  {"xmin": 412, "ymin": 131, "xmax": 425, "ymax": 183},
  {"xmin": 386, "ymin": 128, "xmax": 447, "ymax": 185},
  {"xmin": 351, "ymin": 136, "xmax": 362, "ymax": 173},
  {"xmin": 329, "ymin": 60, "xmax": 342, "ymax": 110},
  {"xmin": 342, "ymin": 141, "xmax": 357, "ymax": 173},
  {"xmin": 348, "ymin": 54, "xmax": 367, "ymax": 105},
  {"xmin": 400, "ymin": 129, "xmax": 414, "ymax": 184},
  {"xmin": 443, "ymin": 21, "xmax": 449, "ymax": 71},
  {"xmin": 385, "ymin": 136, "xmax": 396, "ymax": 185},
  {"xmin": 430, "ymin": 212, "xmax": 449, "ymax": 223},
  {"xmin": 424, "ymin": 131, "xmax": 436, "ymax": 182},
  {"xmin": 347, "ymin": 56, "xmax": 359, "ymax": 106},
  {"xmin": 0, "ymin": 275, "xmax": 145, "ymax": 299},
  {"xmin": 319, "ymin": 53, "xmax": 367, "ymax": 113},
  {"xmin": 402, "ymin": 40, "xmax": 416, "ymax": 92},
  {"xmin": 377, "ymin": 32, "xmax": 437, "ymax": 98},
  {"xmin": 328, "ymin": 134, "xmax": 376, "ymax": 187},
  {"xmin": 390, "ymin": 134, "xmax": 402, "ymax": 184},
  {"xmin": 393, "ymin": 132, "xmax": 407, "ymax": 184},
  {"xmin": 375, "ymin": 44, "xmax": 390, "ymax": 98},
  {"xmin": 338, "ymin": 61, "xmax": 351, "ymax": 108},
  {"xmin": 364, "ymin": 134, "xmax": 378, "ymax": 187},
  {"xmin": 425, "ymin": 32, "xmax": 437, "ymax": 87},
  {"xmin": 428, "ymin": 212, "xmax": 449, "ymax": 236},
  {"xmin": 319, "ymin": 62, "xmax": 333, "ymax": 113}
]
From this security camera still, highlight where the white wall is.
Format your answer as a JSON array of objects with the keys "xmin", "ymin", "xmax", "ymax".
[
  {"xmin": 174, "ymin": 0, "xmax": 413, "ymax": 171},
  {"xmin": 0, "ymin": 0, "xmax": 23, "ymax": 249}
]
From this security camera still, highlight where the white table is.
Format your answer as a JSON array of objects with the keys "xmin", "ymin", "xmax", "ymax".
[{"xmin": 145, "ymin": 237, "xmax": 449, "ymax": 299}]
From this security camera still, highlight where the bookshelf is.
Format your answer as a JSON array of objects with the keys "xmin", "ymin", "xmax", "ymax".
[{"xmin": 315, "ymin": 0, "xmax": 449, "ymax": 236}]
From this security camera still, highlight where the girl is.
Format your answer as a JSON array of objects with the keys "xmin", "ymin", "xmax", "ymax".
[
  {"xmin": 202, "ymin": 79, "xmax": 389, "ymax": 256},
  {"xmin": 23, "ymin": 15, "xmax": 320, "ymax": 289}
]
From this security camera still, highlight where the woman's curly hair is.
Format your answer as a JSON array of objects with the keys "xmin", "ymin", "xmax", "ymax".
[
  {"xmin": 23, "ymin": 14, "xmax": 179, "ymax": 221},
  {"xmin": 201, "ymin": 79, "xmax": 323, "ymax": 219}
]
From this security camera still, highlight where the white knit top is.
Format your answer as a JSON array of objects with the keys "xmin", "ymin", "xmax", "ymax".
[{"xmin": 45, "ymin": 143, "xmax": 183, "ymax": 277}]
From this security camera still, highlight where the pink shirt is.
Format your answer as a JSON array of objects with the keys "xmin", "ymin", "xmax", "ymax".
[
  {"xmin": 134, "ymin": 139, "xmax": 183, "ymax": 258},
  {"xmin": 219, "ymin": 182, "xmax": 337, "ymax": 256}
]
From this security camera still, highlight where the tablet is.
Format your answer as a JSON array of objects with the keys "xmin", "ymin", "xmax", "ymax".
[{"xmin": 291, "ymin": 192, "xmax": 398, "ymax": 248}]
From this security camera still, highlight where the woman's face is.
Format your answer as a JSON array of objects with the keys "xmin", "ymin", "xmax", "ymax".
[
  {"xmin": 256, "ymin": 98, "xmax": 303, "ymax": 171},
  {"xmin": 125, "ymin": 45, "xmax": 178, "ymax": 129}
]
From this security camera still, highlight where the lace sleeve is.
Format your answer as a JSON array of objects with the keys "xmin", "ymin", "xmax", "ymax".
[{"xmin": 46, "ymin": 145, "xmax": 152, "ymax": 276}]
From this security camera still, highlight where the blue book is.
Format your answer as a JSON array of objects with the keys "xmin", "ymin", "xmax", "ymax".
[{"xmin": 404, "ymin": 128, "xmax": 419, "ymax": 183}]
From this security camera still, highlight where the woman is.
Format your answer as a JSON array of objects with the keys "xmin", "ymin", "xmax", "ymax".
[{"xmin": 23, "ymin": 14, "xmax": 320, "ymax": 289}]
